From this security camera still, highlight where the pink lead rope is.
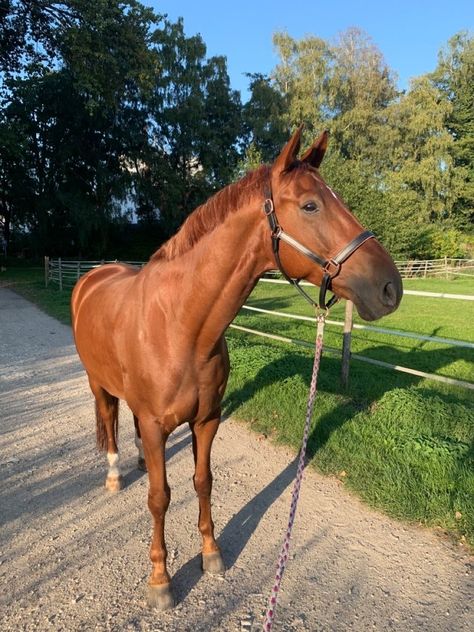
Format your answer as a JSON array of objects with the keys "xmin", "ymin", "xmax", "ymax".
[{"xmin": 262, "ymin": 314, "xmax": 326, "ymax": 631}]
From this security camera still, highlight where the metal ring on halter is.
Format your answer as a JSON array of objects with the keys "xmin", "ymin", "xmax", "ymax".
[
  {"xmin": 315, "ymin": 305, "xmax": 329, "ymax": 318},
  {"xmin": 264, "ymin": 198, "xmax": 274, "ymax": 216}
]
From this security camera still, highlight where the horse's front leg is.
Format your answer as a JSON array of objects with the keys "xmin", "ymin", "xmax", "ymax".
[
  {"xmin": 139, "ymin": 418, "xmax": 174, "ymax": 610},
  {"xmin": 190, "ymin": 413, "xmax": 225, "ymax": 575}
]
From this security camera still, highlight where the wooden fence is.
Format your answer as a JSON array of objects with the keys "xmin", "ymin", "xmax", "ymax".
[
  {"xmin": 230, "ymin": 302, "xmax": 474, "ymax": 391},
  {"xmin": 44, "ymin": 257, "xmax": 144, "ymax": 290},
  {"xmin": 394, "ymin": 257, "xmax": 474, "ymax": 278},
  {"xmin": 44, "ymin": 257, "xmax": 474, "ymax": 390}
]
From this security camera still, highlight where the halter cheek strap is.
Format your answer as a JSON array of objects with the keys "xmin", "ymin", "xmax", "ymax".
[{"xmin": 263, "ymin": 187, "xmax": 374, "ymax": 310}]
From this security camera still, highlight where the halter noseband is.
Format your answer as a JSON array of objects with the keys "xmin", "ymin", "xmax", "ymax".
[{"xmin": 263, "ymin": 184, "xmax": 374, "ymax": 311}]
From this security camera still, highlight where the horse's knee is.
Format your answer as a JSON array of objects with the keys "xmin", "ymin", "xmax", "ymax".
[
  {"xmin": 193, "ymin": 472, "xmax": 212, "ymax": 497},
  {"xmin": 148, "ymin": 486, "xmax": 170, "ymax": 517}
]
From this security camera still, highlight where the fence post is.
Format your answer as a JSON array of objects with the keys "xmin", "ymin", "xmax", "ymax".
[
  {"xmin": 58, "ymin": 257, "xmax": 63, "ymax": 291},
  {"xmin": 44, "ymin": 256, "xmax": 49, "ymax": 288},
  {"xmin": 445, "ymin": 255, "xmax": 449, "ymax": 279},
  {"xmin": 341, "ymin": 300, "xmax": 354, "ymax": 388},
  {"xmin": 77, "ymin": 261, "xmax": 81, "ymax": 281}
]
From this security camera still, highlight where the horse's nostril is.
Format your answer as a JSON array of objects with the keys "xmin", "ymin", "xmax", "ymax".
[{"xmin": 382, "ymin": 281, "xmax": 397, "ymax": 307}]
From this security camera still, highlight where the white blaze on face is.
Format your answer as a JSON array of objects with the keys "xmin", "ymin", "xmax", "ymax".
[
  {"xmin": 134, "ymin": 432, "xmax": 145, "ymax": 460},
  {"xmin": 327, "ymin": 186, "xmax": 338, "ymax": 200},
  {"xmin": 310, "ymin": 172, "xmax": 339, "ymax": 202},
  {"xmin": 106, "ymin": 452, "xmax": 120, "ymax": 479}
]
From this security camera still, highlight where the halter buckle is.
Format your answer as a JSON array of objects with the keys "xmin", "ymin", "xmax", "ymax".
[{"xmin": 323, "ymin": 259, "xmax": 341, "ymax": 278}]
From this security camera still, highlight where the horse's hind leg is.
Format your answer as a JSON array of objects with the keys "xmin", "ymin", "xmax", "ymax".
[
  {"xmin": 133, "ymin": 415, "xmax": 147, "ymax": 471},
  {"xmin": 88, "ymin": 378, "xmax": 122, "ymax": 492},
  {"xmin": 190, "ymin": 414, "xmax": 225, "ymax": 575}
]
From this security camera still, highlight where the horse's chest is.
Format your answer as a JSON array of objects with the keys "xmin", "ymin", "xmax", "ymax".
[{"xmin": 125, "ymin": 345, "xmax": 229, "ymax": 426}]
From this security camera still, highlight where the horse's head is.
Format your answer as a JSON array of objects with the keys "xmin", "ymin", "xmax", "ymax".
[{"xmin": 267, "ymin": 126, "xmax": 402, "ymax": 321}]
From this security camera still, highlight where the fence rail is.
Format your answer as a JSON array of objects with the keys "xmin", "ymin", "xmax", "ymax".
[
  {"xmin": 241, "ymin": 304, "xmax": 474, "ymax": 349},
  {"xmin": 393, "ymin": 257, "xmax": 474, "ymax": 278},
  {"xmin": 262, "ymin": 258, "xmax": 474, "ymax": 279},
  {"xmin": 45, "ymin": 257, "xmax": 474, "ymax": 389},
  {"xmin": 259, "ymin": 277, "xmax": 474, "ymax": 301},
  {"xmin": 229, "ymin": 323, "xmax": 474, "ymax": 391},
  {"xmin": 45, "ymin": 257, "xmax": 143, "ymax": 290}
]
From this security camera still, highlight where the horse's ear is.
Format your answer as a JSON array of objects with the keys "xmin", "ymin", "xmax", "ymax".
[
  {"xmin": 272, "ymin": 124, "xmax": 304, "ymax": 174},
  {"xmin": 301, "ymin": 130, "xmax": 329, "ymax": 168}
]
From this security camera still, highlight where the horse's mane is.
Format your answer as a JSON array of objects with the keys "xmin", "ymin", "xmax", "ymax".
[{"xmin": 151, "ymin": 165, "xmax": 271, "ymax": 262}]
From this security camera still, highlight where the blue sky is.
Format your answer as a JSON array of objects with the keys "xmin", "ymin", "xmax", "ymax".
[{"xmin": 145, "ymin": 1, "xmax": 472, "ymax": 100}]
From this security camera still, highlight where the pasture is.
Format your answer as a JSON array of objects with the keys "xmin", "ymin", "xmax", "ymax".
[
  {"xmin": 2, "ymin": 267, "xmax": 474, "ymax": 546},
  {"xmin": 229, "ymin": 275, "xmax": 474, "ymax": 544}
]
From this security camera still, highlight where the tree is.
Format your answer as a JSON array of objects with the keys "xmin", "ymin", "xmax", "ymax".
[
  {"xmin": 327, "ymin": 28, "xmax": 398, "ymax": 164},
  {"xmin": 0, "ymin": 1, "xmax": 80, "ymax": 75},
  {"xmin": 431, "ymin": 31, "xmax": 474, "ymax": 229},
  {"xmin": 264, "ymin": 28, "xmax": 469, "ymax": 256},
  {"xmin": 1, "ymin": 70, "xmax": 130, "ymax": 255},
  {"xmin": 0, "ymin": 109, "xmax": 35, "ymax": 255},
  {"xmin": 242, "ymin": 73, "xmax": 288, "ymax": 163},
  {"xmin": 0, "ymin": 1, "xmax": 161, "ymax": 256},
  {"xmin": 377, "ymin": 76, "xmax": 463, "ymax": 255},
  {"xmin": 60, "ymin": 0, "xmax": 159, "ymax": 111},
  {"xmin": 141, "ymin": 18, "xmax": 242, "ymax": 234},
  {"xmin": 272, "ymin": 31, "xmax": 330, "ymax": 143}
]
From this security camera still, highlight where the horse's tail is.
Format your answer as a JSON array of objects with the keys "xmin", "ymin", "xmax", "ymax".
[{"xmin": 95, "ymin": 394, "xmax": 119, "ymax": 452}]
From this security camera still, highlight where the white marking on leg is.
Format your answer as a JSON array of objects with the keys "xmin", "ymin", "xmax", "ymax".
[
  {"xmin": 107, "ymin": 452, "xmax": 121, "ymax": 479},
  {"xmin": 134, "ymin": 432, "xmax": 145, "ymax": 460}
]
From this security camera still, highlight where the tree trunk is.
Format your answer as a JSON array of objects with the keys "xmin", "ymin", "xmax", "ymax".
[{"xmin": 1, "ymin": 202, "xmax": 11, "ymax": 257}]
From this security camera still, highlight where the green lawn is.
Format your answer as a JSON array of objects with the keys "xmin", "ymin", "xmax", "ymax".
[
  {"xmin": 2, "ymin": 266, "xmax": 474, "ymax": 547},
  {"xmin": 236, "ymin": 278, "xmax": 474, "ymax": 383}
]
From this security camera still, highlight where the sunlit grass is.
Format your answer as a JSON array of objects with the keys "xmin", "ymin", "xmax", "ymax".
[
  {"xmin": 237, "ymin": 277, "xmax": 474, "ymax": 383},
  {"xmin": 224, "ymin": 332, "xmax": 474, "ymax": 545}
]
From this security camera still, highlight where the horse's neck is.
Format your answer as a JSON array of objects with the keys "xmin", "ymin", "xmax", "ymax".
[{"xmin": 147, "ymin": 202, "xmax": 272, "ymax": 349}]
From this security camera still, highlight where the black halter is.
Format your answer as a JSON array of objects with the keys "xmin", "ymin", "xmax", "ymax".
[{"xmin": 263, "ymin": 185, "xmax": 374, "ymax": 311}]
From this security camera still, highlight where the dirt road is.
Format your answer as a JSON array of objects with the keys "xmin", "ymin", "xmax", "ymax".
[{"xmin": 0, "ymin": 287, "xmax": 472, "ymax": 631}]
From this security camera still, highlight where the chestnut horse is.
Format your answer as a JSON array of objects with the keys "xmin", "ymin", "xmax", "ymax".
[{"xmin": 71, "ymin": 127, "xmax": 402, "ymax": 609}]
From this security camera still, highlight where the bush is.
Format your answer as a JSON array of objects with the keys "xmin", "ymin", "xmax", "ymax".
[{"xmin": 428, "ymin": 227, "xmax": 467, "ymax": 258}]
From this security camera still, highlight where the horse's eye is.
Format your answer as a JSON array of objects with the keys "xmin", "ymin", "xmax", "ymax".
[{"xmin": 302, "ymin": 201, "xmax": 319, "ymax": 214}]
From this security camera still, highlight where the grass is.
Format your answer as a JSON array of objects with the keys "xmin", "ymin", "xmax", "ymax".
[
  {"xmin": 236, "ymin": 278, "xmax": 474, "ymax": 383},
  {"xmin": 2, "ymin": 266, "xmax": 474, "ymax": 546}
]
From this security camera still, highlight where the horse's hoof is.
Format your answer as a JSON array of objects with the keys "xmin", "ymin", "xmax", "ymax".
[
  {"xmin": 202, "ymin": 550, "xmax": 225, "ymax": 575},
  {"xmin": 137, "ymin": 457, "xmax": 147, "ymax": 472},
  {"xmin": 105, "ymin": 475, "xmax": 123, "ymax": 492},
  {"xmin": 147, "ymin": 584, "xmax": 175, "ymax": 610}
]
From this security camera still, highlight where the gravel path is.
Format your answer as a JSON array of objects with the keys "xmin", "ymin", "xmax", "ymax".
[{"xmin": 0, "ymin": 287, "xmax": 472, "ymax": 632}]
